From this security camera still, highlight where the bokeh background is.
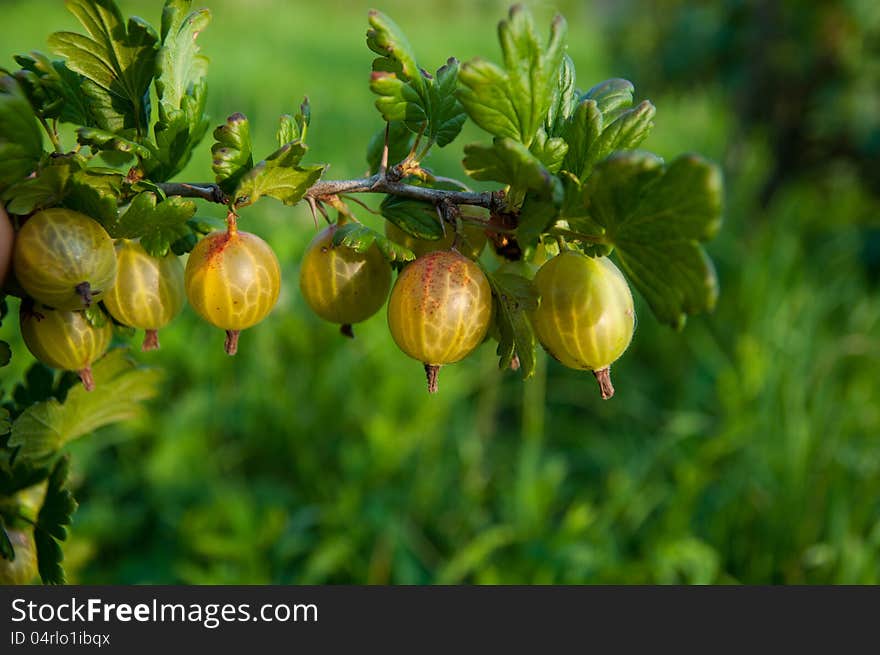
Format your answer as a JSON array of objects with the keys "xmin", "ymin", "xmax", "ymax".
[{"xmin": 2, "ymin": 0, "xmax": 879, "ymax": 583}]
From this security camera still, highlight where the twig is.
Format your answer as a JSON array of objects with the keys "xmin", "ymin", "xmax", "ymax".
[{"xmin": 158, "ymin": 176, "xmax": 495, "ymax": 209}]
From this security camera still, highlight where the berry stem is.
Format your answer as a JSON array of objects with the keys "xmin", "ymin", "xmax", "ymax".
[
  {"xmin": 75, "ymin": 281, "xmax": 94, "ymax": 308},
  {"xmin": 226, "ymin": 209, "xmax": 238, "ymax": 236},
  {"xmin": 79, "ymin": 367, "xmax": 95, "ymax": 391},
  {"xmin": 225, "ymin": 330, "xmax": 240, "ymax": 356},
  {"xmin": 142, "ymin": 329, "xmax": 160, "ymax": 351},
  {"xmin": 593, "ymin": 367, "xmax": 615, "ymax": 400},
  {"xmin": 424, "ymin": 363, "xmax": 440, "ymax": 394}
]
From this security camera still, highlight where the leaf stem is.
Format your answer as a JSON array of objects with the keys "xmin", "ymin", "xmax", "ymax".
[{"xmin": 37, "ymin": 116, "xmax": 63, "ymax": 154}]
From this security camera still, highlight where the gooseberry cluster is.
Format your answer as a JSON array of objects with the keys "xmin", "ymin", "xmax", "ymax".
[
  {"xmin": 299, "ymin": 218, "xmax": 635, "ymax": 396},
  {"xmin": 3, "ymin": 204, "xmax": 282, "ymax": 388}
]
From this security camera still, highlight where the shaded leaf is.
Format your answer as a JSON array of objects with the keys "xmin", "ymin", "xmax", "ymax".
[
  {"xmin": 12, "ymin": 52, "xmax": 91, "ymax": 125},
  {"xmin": 485, "ymin": 269, "xmax": 538, "ymax": 379},
  {"xmin": 379, "ymin": 195, "xmax": 443, "ymax": 240},
  {"xmin": 0, "ymin": 75, "xmax": 43, "ymax": 193},
  {"xmin": 77, "ymin": 126, "xmax": 152, "ymax": 157},
  {"xmin": 583, "ymin": 151, "xmax": 723, "ymax": 328},
  {"xmin": 463, "ymin": 137, "xmax": 562, "ymax": 201},
  {"xmin": 35, "ymin": 457, "xmax": 77, "ymax": 584},
  {"xmin": 9, "ymin": 349, "xmax": 162, "ymax": 462},
  {"xmin": 2, "ymin": 164, "xmax": 72, "ymax": 215},
  {"xmin": 331, "ymin": 222, "xmax": 414, "ymax": 263},
  {"xmin": 66, "ymin": 168, "xmax": 123, "ymax": 227},
  {"xmin": 110, "ymin": 191, "xmax": 196, "ymax": 257}
]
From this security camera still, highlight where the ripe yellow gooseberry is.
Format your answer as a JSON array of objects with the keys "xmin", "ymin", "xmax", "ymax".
[
  {"xmin": 299, "ymin": 224, "xmax": 391, "ymax": 336},
  {"xmin": 19, "ymin": 304, "xmax": 113, "ymax": 391},
  {"xmin": 102, "ymin": 240, "xmax": 185, "ymax": 351},
  {"xmin": 387, "ymin": 250, "xmax": 492, "ymax": 392},
  {"xmin": 184, "ymin": 229, "xmax": 281, "ymax": 355},
  {"xmin": 13, "ymin": 208, "xmax": 116, "ymax": 310},
  {"xmin": 385, "ymin": 221, "xmax": 487, "ymax": 260},
  {"xmin": 530, "ymin": 251, "xmax": 635, "ymax": 399}
]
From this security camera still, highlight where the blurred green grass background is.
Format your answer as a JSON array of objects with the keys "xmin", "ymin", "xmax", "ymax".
[{"xmin": 2, "ymin": 0, "xmax": 879, "ymax": 583}]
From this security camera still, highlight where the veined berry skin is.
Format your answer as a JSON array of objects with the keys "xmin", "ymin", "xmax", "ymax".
[
  {"xmin": 19, "ymin": 304, "xmax": 113, "ymax": 390},
  {"xmin": 530, "ymin": 251, "xmax": 634, "ymax": 372},
  {"xmin": 385, "ymin": 221, "xmax": 487, "ymax": 260},
  {"xmin": 103, "ymin": 240, "xmax": 185, "ymax": 331},
  {"xmin": 184, "ymin": 230, "xmax": 281, "ymax": 331},
  {"xmin": 299, "ymin": 224, "xmax": 391, "ymax": 325},
  {"xmin": 13, "ymin": 208, "xmax": 116, "ymax": 310},
  {"xmin": 387, "ymin": 250, "xmax": 492, "ymax": 365}
]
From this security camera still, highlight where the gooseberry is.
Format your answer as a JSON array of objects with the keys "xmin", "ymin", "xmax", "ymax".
[
  {"xmin": 12, "ymin": 208, "xmax": 116, "ymax": 310},
  {"xmin": 299, "ymin": 223, "xmax": 391, "ymax": 336},
  {"xmin": 0, "ymin": 527, "xmax": 37, "ymax": 585},
  {"xmin": 184, "ymin": 228, "xmax": 281, "ymax": 355},
  {"xmin": 530, "ymin": 251, "xmax": 635, "ymax": 399},
  {"xmin": 19, "ymin": 303, "xmax": 113, "ymax": 391},
  {"xmin": 387, "ymin": 250, "xmax": 492, "ymax": 392},
  {"xmin": 102, "ymin": 240, "xmax": 185, "ymax": 351},
  {"xmin": 385, "ymin": 221, "xmax": 487, "ymax": 260}
]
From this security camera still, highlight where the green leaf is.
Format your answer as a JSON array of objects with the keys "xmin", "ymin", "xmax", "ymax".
[
  {"xmin": 530, "ymin": 128, "xmax": 568, "ymax": 173},
  {"xmin": 35, "ymin": 456, "xmax": 78, "ymax": 585},
  {"xmin": 583, "ymin": 151, "xmax": 723, "ymax": 328},
  {"xmin": 11, "ymin": 364, "xmax": 57, "ymax": 412},
  {"xmin": 592, "ymin": 100, "xmax": 656, "ymax": 162},
  {"xmin": 0, "ymin": 518, "xmax": 13, "ymax": 561},
  {"xmin": 379, "ymin": 195, "xmax": 443, "ymax": 240},
  {"xmin": 234, "ymin": 141, "xmax": 325, "ymax": 207},
  {"xmin": 561, "ymin": 99, "xmax": 602, "ymax": 180},
  {"xmin": 545, "ymin": 54, "xmax": 576, "ymax": 136},
  {"xmin": 13, "ymin": 52, "xmax": 91, "ymax": 125},
  {"xmin": 9, "ymin": 349, "xmax": 162, "ymax": 462},
  {"xmin": 49, "ymin": 0, "xmax": 158, "ymax": 135},
  {"xmin": 276, "ymin": 99, "xmax": 312, "ymax": 148},
  {"xmin": 0, "ymin": 341, "xmax": 10, "ymax": 368},
  {"xmin": 77, "ymin": 126, "xmax": 152, "ymax": 157},
  {"xmin": 583, "ymin": 78, "xmax": 635, "ymax": 121},
  {"xmin": 463, "ymin": 137, "xmax": 562, "ymax": 201},
  {"xmin": 561, "ymin": 85, "xmax": 655, "ymax": 181},
  {"xmin": 211, "ymin": 112, "xmax": 253, "ymax": 193},
  {"xmin": 458, "ymin": 5, "xmax": 567, "ymax": 146},
  {"xmin": 0, "ymin": 75, "xmax": 43, "ymax": 193},
  {"xmin": 517, "ymin": 193, "xmax": 559, "ymax": 253},
  {"xmin": 148, "ymin": 0, "xmax": 211, "ymax": 181},
  {"xmin": 109, "ymin": 191, "xmax": 196, "ymax": 257},
  {"xmin": 486, "ymin": 269, "xmax": 538, "ymax": 379},
  {"xmin": 66, "ymin": 168, "xmax": 124, "ymax": 227},
  {"xmin": 366, "ymin": 121, "xmax": 415, "ymax": 175},
  {"xmin": 367, "ymin": 10, "xmax": 423, "ymax": 85},
  {"xmin": 429, "ymin": 59, "xmax": 467, "ymax": 147},
  {"xmin": 331, "ymin": 223, "xmax": 414, "ymax": 263},
  {"xmin": 1, "ymin": 164, "xmax": 72, "ymax": 215},
  {"xmin": 367, "ymin": 10, "xmax": 466, "ymax": 150}
]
